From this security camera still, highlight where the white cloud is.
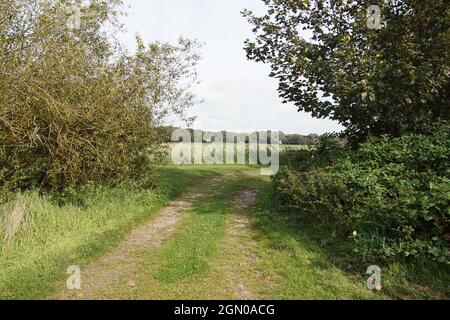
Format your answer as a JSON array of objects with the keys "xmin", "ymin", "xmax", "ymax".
[{"xmin": 118, "ymin": 0, "xmax": 343, "ymax": 134}]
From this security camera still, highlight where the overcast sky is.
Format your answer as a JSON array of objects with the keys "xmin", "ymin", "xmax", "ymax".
[{"xmin": 118, "ymin": 0, "xmax": 343, "ymax": 134}]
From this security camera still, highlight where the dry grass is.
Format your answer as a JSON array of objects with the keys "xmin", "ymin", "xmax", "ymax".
[{"xmin": 1, "ymin": 194, "xmax": 27, "ymax": 248}]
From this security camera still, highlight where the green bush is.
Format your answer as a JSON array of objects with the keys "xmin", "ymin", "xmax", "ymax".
[
  {"xmin": 274, "ymin": 124, "xmax": 450, "ymax": 264},
  {"xmin": 279, "ymin": 134, "xmax": 348, "ymax": 170},
  {"xmin": 279, "ymin": 149, "xmax": 314, "ymax": 171}
]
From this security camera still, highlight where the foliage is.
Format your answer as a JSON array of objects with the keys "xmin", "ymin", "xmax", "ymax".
[
  {"xmin": 274, "ymin": 123, "xmax": 450, "ymax": 264},
  {"xmin": 243, "ymin": 0, "xmax": 450, "ymax": 143},
  {"xmin": 279, "ymin": 133, "xmax": 347, "ymax": 169},
  {"xmin": 279, "ymin": 149, "xmax": 314, "ymax": 171},
  {"xmin": 279, "ymin": 132, "xmax": 319, "ymax": 146},
  {"xmin": 0, "ymin": 0, "xmax": 200, "ymax": 190}
]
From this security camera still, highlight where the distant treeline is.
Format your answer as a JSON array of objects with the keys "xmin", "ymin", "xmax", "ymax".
[{"xmin": 163, "ymin": 127, "xmax": 321, "ymax": 145}]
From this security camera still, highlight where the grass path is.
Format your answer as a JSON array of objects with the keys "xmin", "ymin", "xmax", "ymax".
[
  {"xmin": 52, "ymin": 174, "xmax": 227, "ymax": 299},
  {"xmin": 51, "ymin": 167, "xmax": 382, "ymax": 300}
]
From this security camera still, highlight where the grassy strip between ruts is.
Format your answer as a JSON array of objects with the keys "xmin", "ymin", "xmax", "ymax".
[{"xmin": 122, "ymin": 175, "xmax": 247, "ymax": 299}]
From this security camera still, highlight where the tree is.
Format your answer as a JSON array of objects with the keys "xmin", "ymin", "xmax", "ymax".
[
  {"xmin": 243, "ymin": 0, "xmax": 450, "ymax": 143},
  {"xmin": 283, "ymin": 134, "xmax": 308, "ymax": 145},
  {"xmin": 0, "ymin": 0, "xmax": 200, "ymax": 189}
]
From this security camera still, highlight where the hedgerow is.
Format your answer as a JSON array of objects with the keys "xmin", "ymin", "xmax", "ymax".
[{"xmin": 274, "ymin": 124, "xmax": 450, "ymax": 264}]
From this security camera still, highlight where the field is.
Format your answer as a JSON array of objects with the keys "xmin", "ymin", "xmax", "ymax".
[
  {"xmin": 168, "ymin": 142, "xmax": 309, "ymax": 151},
  {"xmin": 167, "ymin": 142, "xmax": 309, "ymax": 164}
]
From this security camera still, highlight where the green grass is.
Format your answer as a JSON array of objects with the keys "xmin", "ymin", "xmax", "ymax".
[
  {"xmin": 250, "ymin": 181, "xmax": 381, "ymax": 299},
  {"xmin": 1, "ymin": 165, "xmax": 446, "ymax": 300},
  {"xmin": 87, "ymin": 170, "xmax": 253, "ymax": 299},
  {"xmin": 0, "ymin": 167, "xmax": 226, "ymax": 299},
  {"xmin": 122, "ymin": 176, "xmax": 262, "ymax": 299},
  {"xmin": 255, "ymin": 183, "xmax": 449, "ymax": 299},
  {"xmin": 140, "ymin": 171, "xmax": 446, "ymax": 300},
  {"xmin": 121, "ymin": 173, "xmax": 381, "ymax": 299},
  {"xmin": 152, "ymin": 180, "xmax": 240, "ymax": 283}
]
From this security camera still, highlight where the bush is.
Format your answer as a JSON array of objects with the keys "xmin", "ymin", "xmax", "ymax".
[
  {"xmin": 0, "ymin": 1, "xmax": 199, "ymax": 191},
  {"xmin": 279, "ymin": 134, "xmax": 348, "ymax": 170},
  {"xmin": 278, "ymin": 149, "xmax": 312, "ymax": 171},
  {"xmin": 274, "ymin": 124, "xmax": 450, "ymax": 264}
]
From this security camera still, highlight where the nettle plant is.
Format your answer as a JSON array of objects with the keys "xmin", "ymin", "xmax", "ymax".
[{"xmin": 243, "ymin": 0, "xmax": 450, "ymax": 144}]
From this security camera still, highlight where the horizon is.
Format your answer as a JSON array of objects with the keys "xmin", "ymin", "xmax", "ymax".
[{"xmin": 118, "ymin": 0, "xmax": 344, "ymax": 135}]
